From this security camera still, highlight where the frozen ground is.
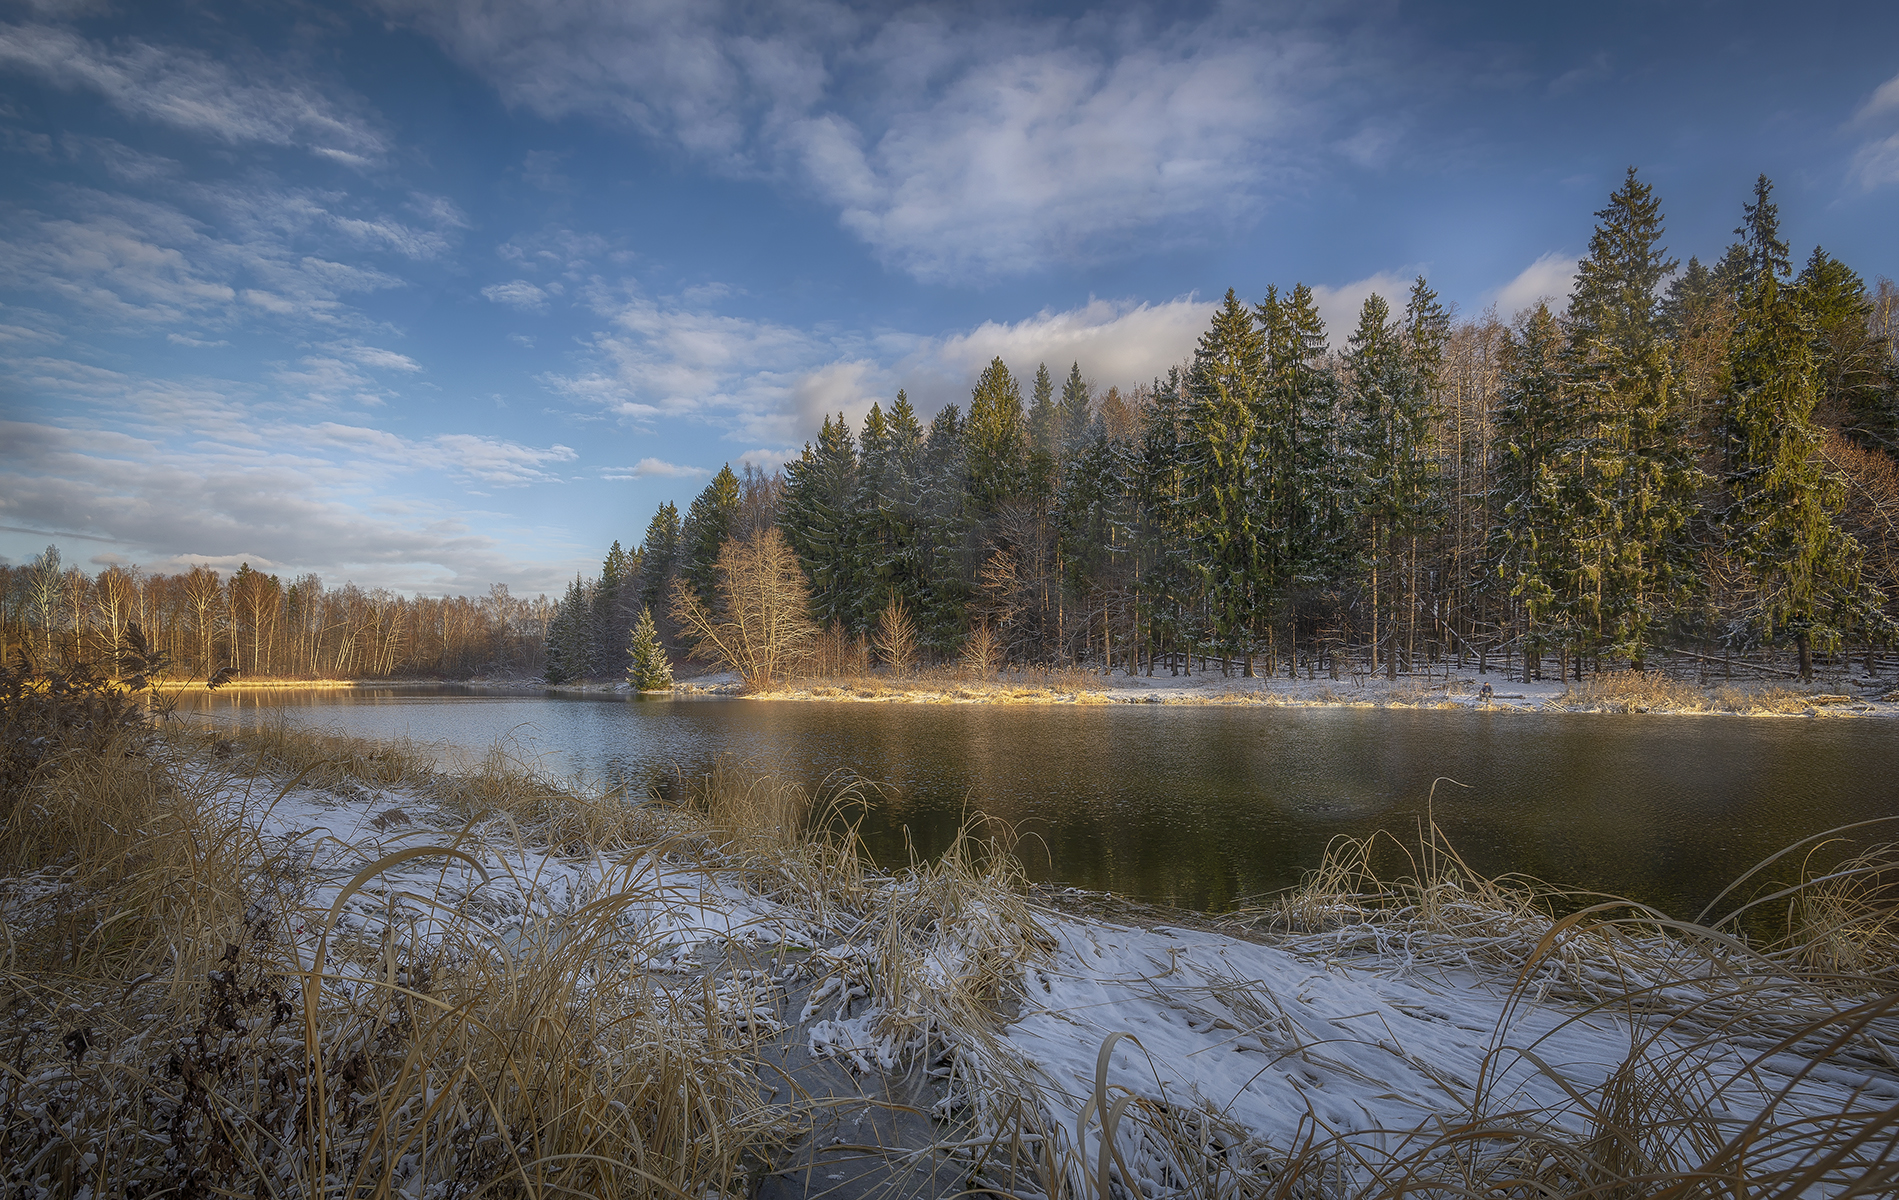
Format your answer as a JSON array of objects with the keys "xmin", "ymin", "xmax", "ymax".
[{"xmin": 224, "ymin": 771, "xmax": 1899, "ymax": 1196}]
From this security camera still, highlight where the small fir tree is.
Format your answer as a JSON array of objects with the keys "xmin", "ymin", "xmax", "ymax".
[{"xmin": 625, "ymin": 605, "xmax": 673, "ymax": 690}]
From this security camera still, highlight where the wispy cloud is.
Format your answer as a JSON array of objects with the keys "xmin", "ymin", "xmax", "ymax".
[
  {"xmin": 549, "ymin": 286, "xmax": 1214, "ymax": 447},
  {"xmin": 0, "ymin": 21, "xmax": 387, "ymax": 164},
  {"xmin": 378, "ymin": 1, "xmax": 1389, "ymax": 281},
  {"xmin": 1850, "ymin": 71, "xmax": 1899, "ymax": 189},
  {"xmin": 482, "ymin": 279, "xmax": 551, "ymax": 310}
]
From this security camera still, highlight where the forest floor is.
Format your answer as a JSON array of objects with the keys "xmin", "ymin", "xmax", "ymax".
[{"xmin": 8, "ymin": 724, "xmax": 1894, "ymax": 1196}]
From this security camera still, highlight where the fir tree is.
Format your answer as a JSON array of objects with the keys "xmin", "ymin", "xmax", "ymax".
[
  {"xmin": 1182, "ymin": 289, "xmax": 1267, "ymax": 672},
  {"xmin": 780, "ymin": 414, "xmax": 860, "ymax": 629},
  {"xmin": 625, "ymin": 605, "xmax": 673, "ymax": 690},
  {"xmin": 680, "ymin": 465, "xmax": 741, "ymax": 603},
  {"xmin": 965, "ymin": 357, "xmax": 1027, "ymax": 513},
  {"xmin": 1491, "ymin": 302, "xmax": 1572, "ymax": 679},
  {"xmin": 637, "ymin": 503, "xmax": 681, "ymax": 614},
  {"xmin": 1722, "ymin": 261, "xmax": 1862, "ymax": 679},
  {"xmin": 1562, "ymin": 167, "xmax": 1699, "ymax": 670}
]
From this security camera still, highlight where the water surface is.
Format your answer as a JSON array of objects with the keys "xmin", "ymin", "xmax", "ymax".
[{"xmin": 177, "ymin": 687, "xmax": 1899, "ymax": 918}]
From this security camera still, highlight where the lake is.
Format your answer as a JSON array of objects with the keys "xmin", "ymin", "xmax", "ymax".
[{"xmin": 175, "ymin": 686, "xmax": 1899, "ymax": 920}]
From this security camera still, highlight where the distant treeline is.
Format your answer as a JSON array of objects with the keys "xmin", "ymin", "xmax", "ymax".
[
  {"xmin": 558, "ymin": 170, "xmax": 1898, "ymax": 683},
  {"xmin": 0, "ymin": 553, "xmax": 554, "ymax": 680},
  {"xmin": 11, "ymin": 171, "xmax": 1897, "ymax": 687}
]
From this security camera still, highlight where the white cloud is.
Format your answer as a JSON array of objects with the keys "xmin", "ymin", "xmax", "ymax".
[
  {"xmin": 603, "ymin": 457, "xmax": 710, "ymax": 481},
  {"xmin": 1856, "ymin": 72, "xmax": 1899, "ymax": 122},
  {"xmin": 0, "ymin": 184, "xmax": 417, "ymax": 334},
  {"xmin": 1850, "ymin": 73, "xmax": 1899, "ymax": 189},
  {"xmin": 0, "ymin": 358, "xmax": 590, "ymax": 592},
  {"xmin": 1310, "ymin": 270, "xmax": 1418, "ymax": 347},
  {"xmin": 552, "ymin": 287, "xmax": 1214, "ymax": 447},
  {"xmin": 482, "ymin": 279, "xmax": 550, "ymax": 310},
  {"xmin": 0, "ymin": 21, "xmax": 387, "ymax": 163},
  {"xmin": 1488, "ymin": 252, "xmax": 1579, "ymax": 318},
  {"xmin": 377, "ymin": 1, "xmax": 1383, "ymax": 280}
]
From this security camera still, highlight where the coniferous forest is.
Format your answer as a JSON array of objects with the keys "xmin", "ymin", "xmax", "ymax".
[{"xmin": 5, "ymin": 172, "xmax": 1896, "ymax": 686}]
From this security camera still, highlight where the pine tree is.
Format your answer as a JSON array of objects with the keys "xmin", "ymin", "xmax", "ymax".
[
  {"xmin": 625, "ymin": 605, "xmax": 673, "ymax": 690},
  {"xmin": 680, "ymin": 465, "xmax": 741, "ymax": 603},
  {"xmin": 1182, "ymin": 289, "xmax": 1267, "ymax": 672},
  {"xmin": 543, "ymin": 575, "xmax": 592, "ymax": 683},
  {"xmin": 780, "ymin": 414, "xmax": 860, "ymax": 629},
  {"xmin": 1057, "ymin": 362, "xmax": 1093, "ymax": 459},
  {"xmin": 966, "ymin": 357, "xmax": 1027, "ymax": 513},
  {"xmin": 1562, "ymin": 167, "xmax": 1700, "ymax": 670},
  {"xmin": 1491, "ymin": 302, "xmax": 1572, "ymax": 679},
  {"xmin": 1796, "ymin": 247, "xmax": 1894, "ymax": 451},
  {"xmin": 1722, "ymin": 244, "xmax": 1862, "ymax": 679}
]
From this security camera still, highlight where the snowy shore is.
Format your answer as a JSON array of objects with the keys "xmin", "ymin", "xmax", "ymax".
[{"xmin": 224, "ymin": 760, "xmax": 1899, "ymax": 1194}]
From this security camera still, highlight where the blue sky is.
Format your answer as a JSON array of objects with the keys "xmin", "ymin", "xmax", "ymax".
[{"xmin": 3, "ymin": 0, "xmax": 1898, "ymax": 597}]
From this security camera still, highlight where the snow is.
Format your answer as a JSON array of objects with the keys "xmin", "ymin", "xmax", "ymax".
[{"xmin": 214, "ymin": 773, "xmax": 1893, "ymax": 1193}]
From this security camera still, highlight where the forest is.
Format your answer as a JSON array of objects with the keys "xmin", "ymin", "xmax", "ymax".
[{"xmin": 4, "ymin": 171, "xmax": 1895, "ymax": 686}]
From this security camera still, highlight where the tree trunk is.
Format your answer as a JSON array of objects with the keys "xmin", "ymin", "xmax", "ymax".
[{"xmin": 1797, "ymin": 631, "xmax": 1813, "ymax": 682}]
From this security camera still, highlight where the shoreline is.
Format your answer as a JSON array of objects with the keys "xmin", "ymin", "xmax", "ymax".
[{"xmin": 222, "ymin": 666, "xmax": 1899, "ymax": 717}]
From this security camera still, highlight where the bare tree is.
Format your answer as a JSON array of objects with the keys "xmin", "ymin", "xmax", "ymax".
[
  {"xmin": 960, "ymin": 620, "xmax": 1001, "ymax": 678},
  {"xmin": 672, "ymin": 527, "xmax": 818, "ymax": 688},
  {"xmin": 873, "ymin": 593, "xmax": 917, "ymax": 676}
]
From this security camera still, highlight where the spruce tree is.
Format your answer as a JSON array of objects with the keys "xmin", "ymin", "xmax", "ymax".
[
  {"xmin": 625, "ymin": 605, "xmax": 673, "ymax": 690},
  {"xmin": 1182, "ymin": 289, "xmax": 1267, "ymax": 672},
  {"xmin": 966, "ymin": 357, "xmax": 1027, "ymax": 513},
  {"xmin": 1796, "ymin": 247, "xmax": 1894, "ymax": 451},
  {"xmin": 1722, "ymin": 246, "xmax": 1862, "ymax": 679},
  {"xmin": 1027, "ymin": 362, "xmax": 1057, "ymax": 498},
  {"xmin": 1344, "ymin": 289, "xmax": 1433, "ymax": 677},
  {"xmin": 1491, "ymin": 303, "xmax": 1572, "ymax": 679},
  {"xmin": 680, "ymin": 465, "xmax": 741, "ymax": 603},
  {"xmin": 1562, "ymin": 167, "xmax": 1699, "ymax": 670},
  {"xmin": 1057, "ymin": 362, "xmax": 1093, "ymax": 459},
  {"xmin": 637, "ymin": 503, "xmax": 680, "ymax": 614},
  {"xmin": 780, "ymin": 414, "xmax": 860, "ymax": 629}
]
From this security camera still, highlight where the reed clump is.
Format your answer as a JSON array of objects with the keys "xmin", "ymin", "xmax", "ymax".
[
  {"xmin": 1566, "ymin": 669, "xmax": 1710, "ymax": 712},
  {"xmin": 0, "ymin": 714, "xmax": 792, "ymax": 1197}
]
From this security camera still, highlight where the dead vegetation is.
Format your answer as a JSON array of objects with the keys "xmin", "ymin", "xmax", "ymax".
[{"xmin": 5, "ymin": 646, "xmax": 1898, "ymax": 1198}]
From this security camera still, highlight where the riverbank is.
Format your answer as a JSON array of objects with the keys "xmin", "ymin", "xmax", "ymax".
[
  {"xmin": 185, "ymin": 662, "xmax": 1899, "ymax": 717},
  {"xmin": 728, "ymin": 660, "xmax": 1899, "ymax": 717},
  {"xmin": 6, "ymin": 723, "xmax": 1895, "ymax": 1197}
]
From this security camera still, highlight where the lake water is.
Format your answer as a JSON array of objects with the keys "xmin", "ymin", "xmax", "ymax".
[{"xmin": 176, "ymin": 687, "xmax": 1899, "ymax": 920}]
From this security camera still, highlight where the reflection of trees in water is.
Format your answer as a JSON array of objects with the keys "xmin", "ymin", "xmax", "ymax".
[{"xmin": 167, "ymin": 693, "xmax": 1899, "ymax": 918}]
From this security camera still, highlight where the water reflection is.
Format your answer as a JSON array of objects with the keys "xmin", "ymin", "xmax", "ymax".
[{"xmin": 175, "ymin": 688, "xmax": 1899, "ymax": 917}]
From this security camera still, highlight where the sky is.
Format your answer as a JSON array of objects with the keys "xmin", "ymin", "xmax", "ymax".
[{"xmin": 3, "ymin": 0, "xmax": 1898, "ymax": 598}]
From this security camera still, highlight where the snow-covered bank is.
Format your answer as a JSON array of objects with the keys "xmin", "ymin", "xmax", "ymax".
[
  {"xmin": 745, "ymin": 662, "xmax": 1899, "ymax": 717},
  {"xmin": 16, "ymin": 726, "xmax": 1889, "ymax": 1197},
  {"xmin": 198, "ymin": 752, "xmax": 1899, "ymax": 1193}
]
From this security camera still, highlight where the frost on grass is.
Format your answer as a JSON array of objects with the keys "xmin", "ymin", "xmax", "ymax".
[{"xmin": 5, "ymin": 725, "xmax": 1897, "ymax": 1199}]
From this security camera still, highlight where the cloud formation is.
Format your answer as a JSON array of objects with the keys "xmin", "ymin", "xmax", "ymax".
[
  {"xmin": 1490, "ymin": 252, "xmax": 1579, "ymax": 318},
  {"xmin": 1851, "ymin": 71, "xmax": 1899, "ymax": 189},
  {"xmin": 377, "ymin": 0, "xmax": 1387, "ymax": 280},
  {"xmin": 0, "ymin": 21, "xmax": 387, "ymax": 164}
]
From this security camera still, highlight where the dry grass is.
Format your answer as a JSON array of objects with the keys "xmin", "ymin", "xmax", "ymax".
[
  {"xmin": 8, "ymin": 706, "xmax": 1899, "ymax": 1199},
  {"xmin": 0, "ymin": 723, "xmax": 817, "ymax": 1199},
  {"xmin": 770, "ymin": 663, "xmax": 1111, "ymax": 702},
  {"xmin": 948, "ymin": 806, "xmax": 1899, "ymax": 1200}
]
